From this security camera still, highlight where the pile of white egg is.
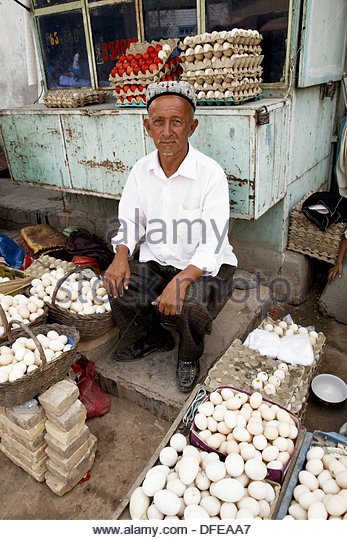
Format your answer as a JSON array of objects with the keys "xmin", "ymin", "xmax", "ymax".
[
  {"xmin": 0, "ymin": 294, "xmax": 45, "ymax": 336},
  {"xmin": 284, "ymin": 446, "xmax": 347, "ymax": 520},
  {"xmin": 0, "ymin": 330, "xmax": 72, "ymax": 383},
  {"xmin": 29, "ymin": 271, "xmax": 111, "ymax": 315},
  {"xmin": 130, "ymin": 432, "xmax": 277, "ymax": 520},
  {"xmin": 28, "ymin": 255, "xmax": 75, "ymax": 279},
  {"xmin": 263, "ymin": 320, "xmax": 319, "ymax": 346},
  {"xmin": 252, "ymin": 362, "xmax": 289, "ymax": 396},
  {"xmin": 0, "ymin": 277, "xmax": 10, "ymax": 283},
  {"xmin": 193, "ymin": 389, "xmax": 298, "ymax": 476}
]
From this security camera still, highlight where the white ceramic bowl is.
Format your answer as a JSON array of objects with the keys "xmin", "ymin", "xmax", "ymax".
[{"xmin": 311, "ymin": 374, "xmax": 347, "ymax": 405}]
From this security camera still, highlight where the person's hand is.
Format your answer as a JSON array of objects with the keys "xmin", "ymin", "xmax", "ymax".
[
  {"xmin": 152, "ymin": 276, "xmax": 189, "ymax": 316},
  {"xmin": 328, "ymin": 261, "xmax": 343, "ymax": 282},
  {"xmin": 104, "ymin": 246, "xmax": 131, "ymax": 298}
]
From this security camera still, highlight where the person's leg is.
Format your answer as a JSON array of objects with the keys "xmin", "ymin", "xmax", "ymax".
[
  {"xmin": 175, "ymin": 264, "xmax": 236, "ymax": 391},
  {"xmin": 109, "ymin": 259, "xmax": 175, "ymax": 360}
]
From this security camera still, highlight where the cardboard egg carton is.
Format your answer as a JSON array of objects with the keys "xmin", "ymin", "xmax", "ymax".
[
  {"xmin": 193, "ymin": 76, "xmax": 262, "ymax": 92},
  {"xmin": 196, "ymin": 87, "xmax": 262, "ymax": 102},
  {"xmin": 181, "ymin": 54, "xmax": 264, "ymax": 72},
  {"xmin": 180, "ymin": 43, "xmax": 262, "ymax": 61},
  {"xmin": 181, "ymin": 67, "xmax": 263, "ymax": 86},
  {"xmin": 180, "ymin": 29, "xmax": 262, "ymax": 50}
]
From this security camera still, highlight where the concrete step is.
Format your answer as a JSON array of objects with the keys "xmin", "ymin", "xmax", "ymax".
[{"xmin": 81, "ymin": 286, "xmax": 271, "ymax": 422}]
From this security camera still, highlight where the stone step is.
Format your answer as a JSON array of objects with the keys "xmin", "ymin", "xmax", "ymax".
[{"xmin": 81, "ymin": 286, "xmax": 271, "ymax": 422}]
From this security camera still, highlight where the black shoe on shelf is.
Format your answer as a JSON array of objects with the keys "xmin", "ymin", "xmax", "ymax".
[
  {"xmin": 176, "ymin": 358, "xmax": 200, "ymax": 393},
  {"xmin": 115, "ymin": 331, "xmax": 175, "ymax": 362}
]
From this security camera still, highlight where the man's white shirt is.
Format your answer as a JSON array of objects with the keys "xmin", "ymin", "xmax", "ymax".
[{"xmin": 111, "ymin": 144, "xmax": 237, "ymax": 276}]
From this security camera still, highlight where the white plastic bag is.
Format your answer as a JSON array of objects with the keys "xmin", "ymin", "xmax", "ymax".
[{"xmin": 244, "ymin": 329, "xmax": 280, "ymax": 358}]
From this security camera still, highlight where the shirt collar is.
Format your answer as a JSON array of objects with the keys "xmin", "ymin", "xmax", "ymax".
[{"xmin": 146, "ymin": 143, "xmax": 198, "ymax": 181}]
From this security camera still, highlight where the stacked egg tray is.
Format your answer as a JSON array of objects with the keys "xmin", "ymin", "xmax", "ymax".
[
  {"xmin": 43, "ymin": 89, "xmax": 107, "ymax": 109},
  {"xmin": 109, "ymin": 39, "xmax": 180, "ymax": 106},
  {"xmin": 275, "ymin": 430, "xmax": 347, "ymax": 520},
  {"xmin": 113, "ymin": 385, "xmax": 286, "ymax": 520},
  {"xmin": 287, "ymin": 193, "xmax": 346, "ymax": 264},
  {"xmin": 204, "ymin": 318, "xmax": 325, "ymax": 419},
  {"xmin": 179, "ymin": 29, "xmax": 263, "ymax": 105}
]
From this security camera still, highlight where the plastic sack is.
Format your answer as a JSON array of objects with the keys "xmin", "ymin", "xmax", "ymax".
[
  {"xmin": 72, "ymin": 356, "xmax": 111, "ymax": 419},
  {"xmin": 0, "ymin": 234, "xmax": 25, "ymax": 269}
]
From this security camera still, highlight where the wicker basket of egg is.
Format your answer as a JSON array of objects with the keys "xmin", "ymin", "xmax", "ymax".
[
  {"xmin": 45, "ymin": 266, "xmax": 115, "ymax": 340},
  {"xmin": 0, "ymin": 321, "xmax": 80, "ymax": 406}
]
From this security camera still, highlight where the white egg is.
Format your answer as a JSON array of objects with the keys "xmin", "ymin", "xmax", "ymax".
[
  {"xmin": 336, "ymin": 471, "xmax": 347, "ymax": 489},
  {"xmin": 288, "ymin": 502, "xmax": 307, "ymax": 519},
  {"xmin": 273, "ymin": 326, "xmax": 284, "ymax": 336},
  {"xmin": 179, "ymin": 456, "xmax": 199, "ymax": 485},
  {"xmin": 264, "ymin": 383, "xmax": 276, "ymax": 396},
  {"xmin": 182, "ymin": 446, "xmax": 201, "ymax": 462},
  {"xmin": 220, "ymin": 502, "xmax": 237, "ymax": 519},
  {"xmin": 226, "ymin": 396, "xmax": 242, "ymax": 410},
  {"xmin": 169, "ymin": 433, "xmax": 187, "ymax": 453},
  {"xmin": 146, "ymin": 465, "xmax": 170, "ymax": 479},
  {"xmin": 198, "ymin": 401, "xmax": 214, "ymax": 417},
  {"xmin": 225, "ymin": 454, "xmax": 244, "ymax": 477},
  {"xmin": 159, "ymin": 447, "xmax": 178, "ymax": 467},
  {"xmin": 284, "ymin": 329, "xmax": 294, "ymax": 336},
  {"xmin": 205, "ymin": 461, "xmax": 226, "ymax": 482},
  {"xmin": 49, "ymin": 340, "xmax": 64, "ymax": 352},
  {"xmin": 212, "ymin": 478, "xmax": 245, "ymax": 502},
  {"xmin": 200, "ymin": 495, "xmax": 221, "ymax": 517},
  {"xmin": 278, "ymin": 321, "xmax": 288, "ymax": 329},
  {"xmin": 194, "ymin": 412, "xmax": 208, "ymax": 431},
  {"xmin": 250, "ymin": 392, "xmax": 262, "ymax": 409},
  {"xmin": 325, "ymin": 494, "xmax": 347, "ymax": 517},
  {"xmin": 306, "ymin": 459, "xmax": 324, "ymax": 476},
  {"xmin": 233, "ymin": 427, "xmax": 251, "ymax": 442},
  {"xmin": 240, "ymin": 443, "xmax": 256, "ymax": 461},
  {"xmin": 289, "ymin": 324, "xmax": 298, "ymax": 332},
  {"xmin": 264, "ymin": 324, "xmax": 273, "ymax": 332},
  {"xmin": 247, "ymin": 422, "xmax": 263, "ymax": 436},
  {"xmin": 244, "ymin": 459, "xmax": 267, "ymax": 481},
  {"xmin": 293, "ymin": 484, "xmax": 310, "ymax": 502},
  {"xmin": 248, "ymin": 480, "xmax": 268, "ymax": 501},
  {"xmin": 262, "ymin": 445, "xmax": 279, "ymax": 463},
  {"xmin": 220, "ymin": 388, "xmax": 234, "ymax": 401},
  {"xmin": 298, "ymin": 327, "xmax": 308, "ymax": 334},
  {"xmin": 323, "ymin": 479, "xmax": 340, "ymax": 495},
  {"xmin": 209, "ymin": 391, "xmax": 223, "ymax": 405},
  {"xmin": 212, "ymin": 405, "xmax": 226, "ymax": 422},
  {"xmin": 154, "ymin": 490, "xmax": 181, "ymax": 516},
  {"xmin": 195, "ymin": 471, "xmax": 211, "ymax": 491},
  {"xmin": 253, "ymin": 435, "xmax": 267, "ymax": 451},
  {"xmin": 277, "ymin": 451, "xmax": 290, "ymax": 464},
  {"xmin": 308, "ymin": 501, "xmax": 328, "ymax": 520},
  {"xmin": 0, "ymin": 370, "xmax": 9, "ymax": 383},
  {"xmin": 147, "ymin": 504, "xmax": 164, "ymax": 520},
  {"xmin": 0, "ymin": 353, "xmax": 15, "ymax": 366},
  {"xmin": 184, "ymin": 504, "xmax": 209, "ymax": 519},
  {"xmin": 257, "ymin": 371, "xmax": 268, "ymax": 382},
  {"xmin": 299, "ymin": 470, "xmax": 319, "ymax": 491}
]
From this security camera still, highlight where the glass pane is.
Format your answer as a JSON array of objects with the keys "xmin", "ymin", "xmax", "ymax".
[
  {"xmin": 143, "ymin": 0, "xmax": 197, "ymax": 41},
  {"xmin": 33, "ymin": 0, "xmax": 76, "ymax": 8},
  {"xmin": 37, "ymin": 10, "xmax": 91, "ymax": 89},
  {"xmin": 90, "ymin": 2, "xmax": 138, "ymax": 87},
  {"xmin": 205, "ymin": 0, "xmax": 289, "ymax": 83}
]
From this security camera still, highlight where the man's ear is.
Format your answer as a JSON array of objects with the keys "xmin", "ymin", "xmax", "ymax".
[
  {"xmin": 189, "ymin": 118, "xmax": 199, "ymax": 137},
  {"xmin": 144, "ymin": 118, "xmax": 151, "ymax": 137}
]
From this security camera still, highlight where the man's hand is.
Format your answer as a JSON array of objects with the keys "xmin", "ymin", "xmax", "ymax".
[
  {"xmin": 152, "ymin": 265, "xmax": 203, "ymax": 315},
  {"xmin": 328, "ymin": 261, "xmax": 343, "ymax": 282},
  {"xmin": 104, "ymin": 245, "xmax": 131, "ymax": 298}
]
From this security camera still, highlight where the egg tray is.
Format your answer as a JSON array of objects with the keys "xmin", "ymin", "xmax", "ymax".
[
  {"xmin": 128, "ymin": 38, "xmax": 178, "ymax": 56},
  {"xmin": 181, "ymin": 54, "xmax": 264, "ymax": 73},
  {"xmin": 180, "ymin": 44, "xmax": 262, "ymax": 61},
  {"xmin": 112, "ymin": 384, "xmax": 281, "ymax": 520},
  {"xmin": 182, "ymin": 66, "xmax": 263, "ymax": 80},
  {"xmin": 0, "ymin": 322, "xmax": 79, "ymax": 406},
  {"xmin": 190, "ymin": 385, "xmax": 301, "ymax": 485},
  {"xmin": 259, "ymin": 316, "xmax": 326, "ymax": 388},
  {"xmin": 275, "ymin": 430, "xmax": 347, "ymax": 519},
  {"xmin": 43, "ymin": 89, "xmax": 107, "ymax": 109},
  {"xmin": 193, "ymin": 77, "xmax": 262, "ymax": 91},
  {"xmin": 179, "ymin": 30, "xmax": 262, "ymax": 50},
  {"xmin": 115, "ymin": 99, "xmax": 146, "ymax": 108},
  {"xmin": 287, "ymin": 193, "xmax": 346, "ymax": 264},
  {"xmin": 197, "ymin": 93, "xmax": 262, "ymax": 107},
  {"xmin": 204, "ymin": 340, "xmax": 308, "ymax": 417}
]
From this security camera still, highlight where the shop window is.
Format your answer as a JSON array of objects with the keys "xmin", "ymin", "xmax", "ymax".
[
  {"xmin": 143, "ymin": 0, "xmax": 197, "ymax": 42},
  {"xmin": 33, "ymin": 0, "xmax": 76, "ymax": 7},
  {"xmin": 205, "ymin": 0, "xmax": 289, "ymax": 83},
  {"xmin": 89, "ymin": 2, "xmax": 138, "ymax": 87},
  {"xmin": 37, "ymin": 10, "xmax": 91, "ymax": 89}
]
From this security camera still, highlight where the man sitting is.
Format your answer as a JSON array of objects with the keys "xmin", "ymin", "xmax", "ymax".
[{"xmin": 104, "ymin": 81, "xmax": 237, "ymax": 392}]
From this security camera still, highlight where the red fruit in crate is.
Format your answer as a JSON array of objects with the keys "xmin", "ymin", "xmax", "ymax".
[
  {"xmin": 111, "ymin": 68, "xmax": 117, "ymax": 77},
  {"xmin": 133, "ymin": 66, "xmax": 141, "ymax": 75},
  {"xmin": 143, "ymin": 53, "xmax": 150, "ymax": 60},
  {"xmin": 131, "ymin": 84, "xmax": 138, "ymax": 93},
  {"xmin": 135, "ymin": 53, "xmax": 142, "ymax": 61},
  {"xmin": 147, "ymin": 45, "xmax": 155, "ymax": 54},
  {"xmin": 141, "ymin": 64, "xmax": 148, "ymax": 74},
  {"xmin": 118, "ymin": 68, "xmax": 126, "ymax": 77},
  {"xmin": 149, "ymin": 63, "xmax": 157, "ymax": 74},
  {"xmin": 126, "ymin": 65, "xmax": 133, "ymax": 76},
  {"xmin": 155, "ymin": 44, "xmax": 162, "ymax": 53},
  {"xmin": 120, "ymin": 55, "xmax": 126, "ymax": 62},
  {"xmin": 126, "ymin": 54, "xmax": 134, "ymax": 62}
]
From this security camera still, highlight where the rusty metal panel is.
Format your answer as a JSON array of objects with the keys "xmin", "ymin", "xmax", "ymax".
[
  {"xmin": 189, "ymin": 114, "xmax": 251, "ymax": 217},
  {"xmin": 0, "ymin": 114, "xmax": 68, "ymax": 188},
  {"xmin": 254, "ymin": 103, "xmax": 289, "ymax": 219},
  {"xmin": 61, "ymin": 113, "xmax": 146, "ymax": 197}
]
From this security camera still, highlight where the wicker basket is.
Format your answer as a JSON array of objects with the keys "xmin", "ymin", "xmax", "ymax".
[
  {"xmin": 0, "ymin": 302, "xmax": 48, "ymax": 344},
  {"xmin": 287, "ymin": 194, "xmax": 346, "ymax": 264},
  {"xmin": 48, "ymin": 266, "xmax": 115, "ymax": 340},
  {"xmin": 0, "ymin": 321, "xmax": 80, "ymax": 406}
]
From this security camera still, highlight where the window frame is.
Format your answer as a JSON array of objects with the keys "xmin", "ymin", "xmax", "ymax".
[{"xmin": 31, "ymin": 0, "xmax": 292, "ymax": 92}]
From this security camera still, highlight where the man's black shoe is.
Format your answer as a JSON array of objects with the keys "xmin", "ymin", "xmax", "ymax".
[
  {"xmin": 115, "ymin": 331, "xmax": 175, "ymax": 362},
  {"xmin": 176, "ymin": 358, "xmax": 200, "ymax": 393}
]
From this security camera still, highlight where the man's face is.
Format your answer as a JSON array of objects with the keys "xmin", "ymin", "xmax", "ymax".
[{"xmin": 144, "ymin": 95, "xmax": 198, "ymax": 158}]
